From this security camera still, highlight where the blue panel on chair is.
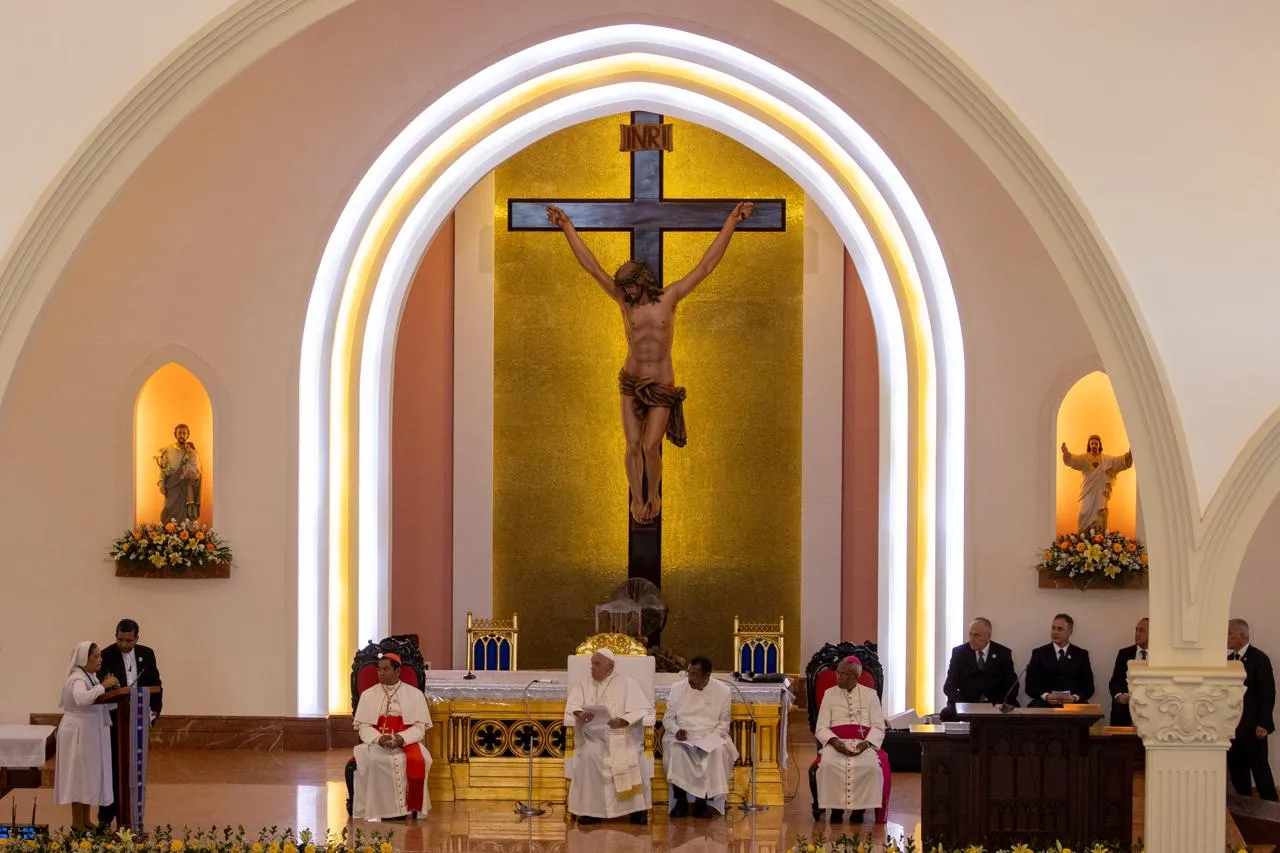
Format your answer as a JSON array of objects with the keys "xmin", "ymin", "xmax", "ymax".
[
  {"xmin": 472, "ymin": 639, "xmax": 485, "ymax": 670},
  {"xmin": 766, "ymin": 646, "xmax": 779, "ymax": 674},
  {"xmin": 740, "ymin": 646, "xmax": 752, "ymax": 673},
  {"xmin": 498, "ymin": 641, "xmax": 511, "ymax": 670},
  {"xmin": 752, "ymin": 645, "xmax": 766, "ymax": 674}
]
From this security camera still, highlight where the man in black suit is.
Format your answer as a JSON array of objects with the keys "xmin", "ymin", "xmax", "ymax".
[
  {"xmin": 1227, "ymin": 618, "xmax": 1277, "ymax": 800},
  {"xmin": 1025, "ymin": 612, "xmax": 1094, "ymax": 707},
  {"xmin": 98, "ymin": 618, "xmax": 164, "ymax": 828},
  {"xmin": 940, "ymin": 617, "xmax": 1018, "ymax": 721},
  {"xmin": 1108, "ymin": 617, "xmax": 1149, "ymax": 726}
]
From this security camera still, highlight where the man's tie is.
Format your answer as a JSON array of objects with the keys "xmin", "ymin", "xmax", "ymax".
[
  {"xmin": 1229, "ymin": 652, "xmax": 1242, "ymax": 661},
  {"xmin": 1138, "ymin": 649, "xmax": 1147, "ymax": 661},
  {"xmin": 1057, "ymin": 648, "xmax": 1066, "ymax": 662},
  {"xmin": 976, "ymin": 650, "xmax": 985, "ymax": 670}
]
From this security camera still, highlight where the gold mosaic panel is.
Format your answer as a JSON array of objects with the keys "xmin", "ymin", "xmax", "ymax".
[{"xmin": 492, "ymin": 115, "xmax": 802, "ymax": 670}]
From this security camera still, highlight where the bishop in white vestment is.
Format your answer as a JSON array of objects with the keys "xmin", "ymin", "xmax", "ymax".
[
  {"xmin": 564, "ymin": 649, "xmax": 654, "ymax": 824},
  {"xmin": 814, "ymin": 656, "xmax": 887, "ymax": 823},
  {"xmin": 352, "ymin": 654, "xmax": 433, "ymax": 820},
  {"xmin": 661, "ymin": 656, "xmax": 737, "ymax": 817}
]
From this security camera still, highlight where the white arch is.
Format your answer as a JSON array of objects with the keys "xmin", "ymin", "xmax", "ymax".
[{"xmin": 298, "ymin": 24, "xmax": 965, "ymax": 716}]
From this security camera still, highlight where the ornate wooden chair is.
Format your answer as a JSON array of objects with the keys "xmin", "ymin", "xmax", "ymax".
[
  {"xmin": 465, "ymin": 611, "xmax": 518, "ymax": 671},
  {"xmin": 343, "ymin": 636, "xmax": 430, "ymax": 815},
  {"xmin": 805, "ymin": 640, "xmax": 889, "ymax": 823},
  {"xmin": 574, "ymin": 632, "xmax": 647, "ymax": 657},
  {"xmin": 733, "ymin": 615, "xmax": 785, "ymax": 675}
]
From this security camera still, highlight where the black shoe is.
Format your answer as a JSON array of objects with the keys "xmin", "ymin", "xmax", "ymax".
[
  {"xmin": 576, "ymin": 815, "xmax": 600, "ymax": 825},
  {"xmin": 629, "ymin": 811, "xmax": 648, "ymax": 825},
  {"xmin": 671, "ymin": 800, "xmax": 689, "ymax": 818},
  {"xmin": 850, "ymin": 809, "xmax": 865, "ymax": 824},
  {"xmin": 830, "ymin": 809, "xmax": 844, "ymax": 823},
  {"xmin": 383, "ymin": 814, "xmax": 409, "ymax": 822},
  {"xmin": 692, "ymin": 800, "xmax": 711, "ymax": 819}
]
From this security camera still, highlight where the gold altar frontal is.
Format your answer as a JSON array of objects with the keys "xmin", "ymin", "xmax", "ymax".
[{"xmin": 419, "ymin": 671, "xmax": 790, "ymax": 806}]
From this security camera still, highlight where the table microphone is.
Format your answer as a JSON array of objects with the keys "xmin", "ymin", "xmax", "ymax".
[{"xmin": 999, "ymin": 663, "xmax": 1029, "ymax": 713}]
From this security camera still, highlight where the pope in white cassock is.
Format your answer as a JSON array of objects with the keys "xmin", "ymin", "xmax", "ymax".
[
  {"xmin": 814, "ymin": 655, "xmax": 887, "ymax": 824},
  {"xmin": 564, "ymin": 649, "xmax": 654, "ymax": 824},
  {"xmin": 661, "ymin": 656, "xmax": 737, "ymax": 817},
  {"xmin": 352, "ymin": 653, "xmax": 433, "ymax": 820}
]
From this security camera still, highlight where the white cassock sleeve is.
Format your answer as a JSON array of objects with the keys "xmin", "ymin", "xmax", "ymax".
[
  {"xmin": 864, "ymin": 688, "xmax": 885, "ymax": 748},
  {"xmin": 815, "ymin": 690, "xmax": 837, "ymax": 745},
  {"xmin": 663, "ymin": 679, "xmax": 687, "ymax": 733}
]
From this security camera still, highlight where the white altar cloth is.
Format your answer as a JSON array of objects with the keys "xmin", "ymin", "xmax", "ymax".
[
  {"xmin": 422, "ymin": 670, "xmax": 792, "ymax": 769},
  {"xmin": 0, "ymin": 724, "xmax": 55, "ymax": 767}
]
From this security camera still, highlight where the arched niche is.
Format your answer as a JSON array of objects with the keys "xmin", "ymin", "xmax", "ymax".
[
  {"xmin": 134, "ymin": 362, "xmax": 214, "ymax": 526},
  {"xmin": 1055, "ymin": 370, "xmax": 1138, "ymax": 537}
]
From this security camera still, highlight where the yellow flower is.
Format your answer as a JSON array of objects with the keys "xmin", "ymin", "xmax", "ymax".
[
  {"xmin": 304, "ymin": 846, "xmax": 316, "ymax": 853},
  {"xmin": 379, "ymin": 845, "xmax": 393, "ymax": 853},
  {"xmin": 1140, "ymin": 554, "xmax": 1148, "ymax": 564},
  {"xmin": 1010, "ymin": 846, "xmax": 1035, "ymax": 853},
  {"xmin": 361, "ymin": 846, "xmax": 374, "ymax": 853},
  {"xmin": 251, "ymin": 845, "xmax": 264, "ymax": 853},
  {"xmin": 170, "ymin": 842, "xmax": 184, "ymax": 853},
  {"xmin": 284, "ymin": 845, "xmax": 297, "ymax": 853},
  {"xmin": 964, "ymin": 846, "xmax": 986, "ymax": 853},
  {"xmin": 268, "ymin": 844, "xmax": 281, "ymax": 853}
]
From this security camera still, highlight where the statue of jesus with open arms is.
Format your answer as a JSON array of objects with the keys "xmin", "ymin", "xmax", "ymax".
[{"xmin": 547, "ymin": 201, "xmax": 754, "ymax": 523}]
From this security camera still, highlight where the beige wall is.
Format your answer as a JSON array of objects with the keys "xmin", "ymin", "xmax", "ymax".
[
  {"xmin": 3, "ymin": 1, "xmax": 1279, "ymax": 515},
  {"xmin": 0, "ymin": 0, "xmax": 1144, "ymax": 719}
]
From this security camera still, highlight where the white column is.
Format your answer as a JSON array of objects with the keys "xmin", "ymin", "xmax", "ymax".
[{"xmin": 1129, "ymin": 664, "xmax": 1245, "ymax": 852}]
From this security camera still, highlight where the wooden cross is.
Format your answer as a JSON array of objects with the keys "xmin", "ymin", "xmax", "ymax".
[{"xmin": 508, "ymin": 111, "xmax": 786, "ymax": 605}]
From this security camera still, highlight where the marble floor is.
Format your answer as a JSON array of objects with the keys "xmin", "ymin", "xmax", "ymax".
[{"xmin": 0, "ymin": 734, "xmax": 925, "ymax": 852}]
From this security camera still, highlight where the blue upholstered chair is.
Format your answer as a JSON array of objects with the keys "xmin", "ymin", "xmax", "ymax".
[{"xmin": 466, "ymin": 611, "xmax": 518, "ymax": 671}]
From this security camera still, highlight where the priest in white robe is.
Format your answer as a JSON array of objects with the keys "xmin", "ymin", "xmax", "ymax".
[
  {"xmin": 352, "ymin": 653, "xmax": 433, "ymax": 820},
  {"xmin": 564, "ymin": 649, "xmax": 653, "ymax": 825},
  {"xmin": 661, "ymin": 655, "xmax": 737, "ymax": 817},
  {"xmin": 814, "ymin": 655, "xmax": 888, "ymax": 824}
]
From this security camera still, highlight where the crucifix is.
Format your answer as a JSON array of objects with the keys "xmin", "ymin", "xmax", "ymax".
[{"xmin": 508, "ymin": 111, "xmax": 785, "ymax": 602}]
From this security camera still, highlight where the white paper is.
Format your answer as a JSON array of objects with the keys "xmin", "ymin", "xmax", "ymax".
[
  {"xmin": 673, "ymin": 732, "xmax": 726, "ymax": 754},
  {"xmin": 578, "ymin": 705, "xmax": 612, "ymax": 737}
]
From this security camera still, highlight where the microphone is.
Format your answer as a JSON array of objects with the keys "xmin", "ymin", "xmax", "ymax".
[
  {"xmin": 999, "ymin": 662, "xmax": 1030, "ymax": 713},
  {"xmin": 717, "ymin": 677, "xmax": 768, "ymax": 813}
]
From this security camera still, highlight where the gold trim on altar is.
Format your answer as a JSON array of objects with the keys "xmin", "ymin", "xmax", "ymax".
[{"xmin": 574, "ymin": 632, "xmax": 647, "ymax": 656}]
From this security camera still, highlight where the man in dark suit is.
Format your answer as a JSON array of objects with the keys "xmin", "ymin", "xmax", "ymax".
[
  {"xmin": 98, "ymin": 618, "xmax": 164, "ymax": 827},
  {"xmin": 940, "ymin": 617, "xmax": 1018, "ymax": 721},
  {"xmin": 1108, "ymin": 617, "xmax": 1149, "ymax": 726},
  {"xmin": 1228, "ymin": 618, "xmax": 1277, "ymax": 800},
  {"xmin": 1025, "ymin": 612, "xmax": 1094, "ymax": 707}
]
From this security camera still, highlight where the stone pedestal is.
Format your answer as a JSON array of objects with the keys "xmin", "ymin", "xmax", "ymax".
[{"xmin": 1129, "ymin": 665, "xmax": 1245, "ymax": 852}]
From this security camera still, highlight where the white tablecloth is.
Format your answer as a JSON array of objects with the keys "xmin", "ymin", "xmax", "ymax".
[{"xmin": 0, "ymin": 724, "xmax": 55, "ymax": 767}]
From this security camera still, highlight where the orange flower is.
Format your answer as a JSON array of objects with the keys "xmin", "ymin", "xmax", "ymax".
[
  {"xmin": 206, "ymin": 544, "xmax": 216, "ymax": 553},
  {"xmin": 1112, "ymin": 543, "xmax": 1123, "ymax": 553},
  {"xmin": 1076, "ymin": 542, "xmax": 1087, "ymax": 552},
  {"xmin": 1093, "ymin": 534, "xmax": 1104, "ymax": 544},
  {"xmin": 1140, "ymin": 554, "xmax": 1148, "ymax": 564},
  {"xmin": 179, "ymin": 530, "xmax": 189, "ymax": 541},
  {"xmin": 1059, "ymin": 541, "xmax": 1072, "ymax": 551},
  {"xmin": 1127, "ymin": 543, "xmax": 1138, "ymax": 553},
  {"xmin": 195, "ymin": 531, "xmax": 205, "ymax": 541},
  {"xmin": 164, "ymin": 522, "xmax": 176, "ymax": 533}
]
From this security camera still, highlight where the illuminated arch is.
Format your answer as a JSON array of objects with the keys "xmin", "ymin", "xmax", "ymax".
[{"xmin": 297, "ymin": 26, "xmax": 966, "ymax": 716}]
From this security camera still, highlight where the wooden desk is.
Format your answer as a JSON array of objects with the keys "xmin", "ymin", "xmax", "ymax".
[{"xmin": 912, "ymin": 704, "xmax": 1144, "ymax": 847}]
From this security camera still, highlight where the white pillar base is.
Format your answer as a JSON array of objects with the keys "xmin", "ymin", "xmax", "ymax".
[{"xmin": 1129, "ymin": 664, "xmax": 1245, "ymax": 852}]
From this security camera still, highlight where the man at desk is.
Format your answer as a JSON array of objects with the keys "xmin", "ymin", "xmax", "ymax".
[
  {"xmin": 1026, "ymin": 612, "xmax": 1095, "ymax": 707},
  {"xmin": 565, "ymin": 649, "xmax": 653, "ymax": 825},
  {"xmin": 940, "ymin": 617, "xmax": 1018, "ymax": 721},
  {"xmin": 1108, "ymin": 617, "xmax": 1148, "ymax": 726}
]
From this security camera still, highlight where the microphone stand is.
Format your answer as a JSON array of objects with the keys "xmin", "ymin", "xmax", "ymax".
[
  {"xmin": 719, "ymin": 677, "xmax": 768, "ymax": 813},
  {"xmin": 999, "ymin": 663, "xmax": 1030, "ymax": 713},
  {"xmin": 515, "ymin": 678, "xmax": 554, "ymax": 816}
]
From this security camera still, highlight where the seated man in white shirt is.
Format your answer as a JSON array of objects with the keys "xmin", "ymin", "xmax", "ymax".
[
  {"xmin": 814, "ymin": 655, "xmax": 886, "ymax": 824},
  {"xmin": 662, "ymin": 655, "xmax": 737, "ymax": 818},
  {"xmin": 565, "ymin": 649, "xmax": 654, "ymax": 825},
  {"xmin": 352, "ymin": 653, "xmax": 433, "ymax": 820}
]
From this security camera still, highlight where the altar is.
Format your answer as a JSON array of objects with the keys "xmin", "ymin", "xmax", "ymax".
[{"xmin": 418, "ymin": 670, "xmax": 792, "ymax": 806}]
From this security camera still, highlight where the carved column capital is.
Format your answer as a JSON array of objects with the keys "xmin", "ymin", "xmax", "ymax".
[{"xmin": 1128, "ymin": 665, "xmax": 1245, "ymax": 748}]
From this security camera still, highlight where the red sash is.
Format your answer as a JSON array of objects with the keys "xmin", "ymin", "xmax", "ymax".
[
  {"xmin": 377, "ymin": 715, "xmax": 426, "ymax": 812},
  {"xmin": 830, "ymin": 723, "xmax": 891, "ymax": 822}
]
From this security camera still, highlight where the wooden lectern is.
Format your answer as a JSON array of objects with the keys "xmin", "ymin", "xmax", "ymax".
[
  {"xmin": 915, "ymin": 703, "xmax": 1142, "ymax": 847},
  {"xmin": 94, "ymin": 687, "xmax": 159, "ymax": 829}
]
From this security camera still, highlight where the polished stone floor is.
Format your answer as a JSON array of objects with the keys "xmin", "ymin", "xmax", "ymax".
[{"xmin": 0, "ymin": 731, "xmax": 926, "ymax": 852}]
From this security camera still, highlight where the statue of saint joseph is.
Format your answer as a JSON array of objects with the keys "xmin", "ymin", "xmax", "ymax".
[{"xmin": 548, "ymin": 201, "xmax": 754, "ymax": 523}]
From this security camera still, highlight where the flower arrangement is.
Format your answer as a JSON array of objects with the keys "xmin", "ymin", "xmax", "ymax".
[
  {"xmin": 108, "ymin": 519, "xmax": 233, "ymax": 573},
  {"xmin": 0, "ymin": 827, "xmax": 392, "ymax": 853},
  {"xmin": 785, "ymin": 835, "xmax": 1243, "ymax": 853},
  {"xmin": 1035, "ymin": 527, "xmax": 1148, "ymax": 590}
]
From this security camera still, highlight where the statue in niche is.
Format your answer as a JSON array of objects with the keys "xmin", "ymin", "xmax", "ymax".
[
  {"xmin": 1061, "ymin": 434, "xmax": 1133, "ymax": 532},
  {"xmin": 546, "ymin": 201, "xmax": 754, "ymax": 523},
  {"xmin": 156, "ymin": 423, "xmax": 202, "ymax": 523}
]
